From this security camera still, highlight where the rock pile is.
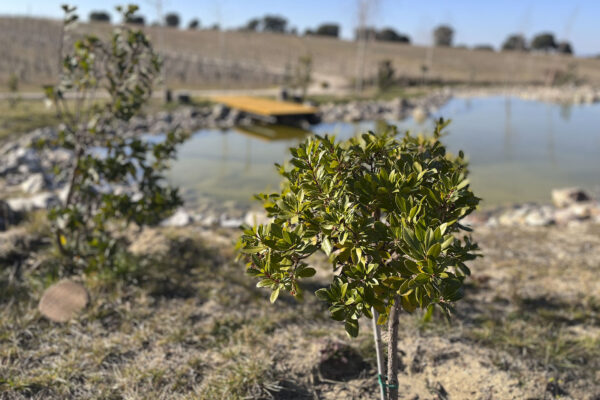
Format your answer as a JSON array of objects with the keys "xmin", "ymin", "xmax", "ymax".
[
  {"xmin": 319, "ymin": 91, "xmax": 452, "ymax": 123},
  {"xmin": 455, "ymin": 85, "xmax": 600, "ymax": 105},
  {"xmin": 464, "ymin": 188, "xmax": 600, "ymax": 228}
]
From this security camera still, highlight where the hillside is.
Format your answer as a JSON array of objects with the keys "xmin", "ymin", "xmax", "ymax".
[{"xmin": 2, "ymin": 17, "xmax": 600, "ymax": 90}]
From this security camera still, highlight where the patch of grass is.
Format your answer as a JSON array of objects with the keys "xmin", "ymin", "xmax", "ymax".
[
  {"xmin": 2, "ymin": 223, "xmax": 600, "ymax": 398},
  {"xmin": 0, "ymin": 99, "xmax": 61, "ymax": 140},
  {"xmin": 0, "ymin": 96, "xmax": 213, "ymax": 143}
]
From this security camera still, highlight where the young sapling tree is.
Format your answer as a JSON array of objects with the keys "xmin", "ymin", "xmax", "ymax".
[
  {"xmin": 238, "ymin": 120, "xmax": 480, "ymax": 400},
  {"xmin": 43, "ymin": 5, "xmax": 186, "ymax": 274}
]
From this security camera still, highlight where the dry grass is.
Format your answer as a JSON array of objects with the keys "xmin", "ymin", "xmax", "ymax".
[
  {"xmin": 1, "ymin": 220, "xmax": 599, "ymax": 399},
  {"xmin": 0, "ymin": 96, "xmax": 211, "ymax": 141},
  {"xmin": 3, "ymin": 17, "xmax": 600, "ymax": 91}
]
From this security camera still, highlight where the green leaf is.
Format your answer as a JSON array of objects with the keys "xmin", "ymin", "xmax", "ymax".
[
  {"xmin": 270, "ymin": 287, "xmax": 280, "ymax": 303},
  {"xmin": 427, "ymin": 243, "xmax": 441, "ymax": 258},
  {"xmin": 240, "ymin": 245, "xmax": 266, "ymax": 254},
  {"xmin": 315, "ymin": 288, "xmax": 330, "ymax": 301},
  {"xmin": 456, "ymin": 179, "xmax": 470, "ymax": 190},
  {"xmin": 321, "ymin": 237, "xmax": 332, "ymax": 256},
  {"xmin": 423, "ymin": 304, "xmax": 434, "ymax": 322},
  {"xmin": 404, "ymin": 259, "xmax": 421, "ymax": 275},
  {"xmin": 297, "ymin": 267, "xmax": 316, "ymax": 278},
  {"xmin": 401, "ymin": 295, "xmax": 417, "ymax": 313},
  {"xmin": 257, "ymin": 279, "xmax": 273, "ymax": 288},
  {"xmin": 344, "ymin": 319, "xmax": 359, "ymax": 337}
]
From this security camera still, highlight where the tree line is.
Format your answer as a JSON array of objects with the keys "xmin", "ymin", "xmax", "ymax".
[{"xmin": 88, "ymin": 11, "xmax": 575, "ymax": 54}]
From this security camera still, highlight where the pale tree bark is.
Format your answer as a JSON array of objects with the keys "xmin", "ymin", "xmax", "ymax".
[{"xmin": 386, "ymin": 294, "xmax": 401, "ymax": 400}]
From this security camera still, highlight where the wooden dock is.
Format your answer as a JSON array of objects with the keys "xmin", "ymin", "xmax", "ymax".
[{"xmin": 212, "ymin": 95, "xmax": 319, "ymax": 125}]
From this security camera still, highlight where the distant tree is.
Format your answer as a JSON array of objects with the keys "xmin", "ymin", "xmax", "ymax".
[
  {"xmin": 188, "ymin": 19, "xmax": 199, "ymax": 29},
  {"xmin": 433, "ymin": 25, "xmax": 454, "ymax": 47},
  {"xmin": 289, "ymin": 27, "xmax": 298, "ymax": 35},
  {"xmin": 531, "ymin": 32, "xmax": 557, "ymax": 51},
  {"xmin": 376, "ymin": 28, "xmax": 410, "ymax": 43},
  {"xmin": 245, "ymin": 18, "xmax": 260, "ymax": 31},
  {"xmin": 294, "ymin": 55, "xmax": 312, "ymax": 100},
  {"xmin": 557, "ymin": 41, "xmax": 573, "ymax": 55},
  {"xmin": 89, "ymin": 11, "xmax": 110, "ymax": 23},
  {"xmin": 502, "ymin": 34, "xmax": 528, "ymax": 51},
  {"xmin": 7, "ymin": 73, "xmax": 19, "ymax": 108},
  {"xmin": 262, "ymin": 15, "xmax": 288, "ymax": 33},
  {"xmin": 125, "ymin": 14, "xmax": 145, "ymax": 25},
  {"xmin": 210, "ymin": 23, "xmax": 220, "ymax": 31},
  {"xmin": 164, "ymin": 12, "xmax": 180, "ymax": 28},
  {"xmin": 304, "ymin": 28, "xmax": 315, "ymax": 36},
  {"xmin": 377, "ymin": 59, "xmax": 395, "ymax": 91},
  {"xmin": 473, "ymin": 44, "xmax": 494, "ymax": 51},
  {"xmin": 315, "ymin": 23, "xmax": 340, "ymax": 38},
  {"xmin": 354, "ymin": 26, "xmax": 377, "ymax": 41}
]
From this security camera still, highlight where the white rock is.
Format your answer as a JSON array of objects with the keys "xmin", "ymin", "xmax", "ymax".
[
  {"xmin": 524, "ymin": 210, "xmax": 554, "ymax": 226},
  {"xmin": 552, "ymin": 188, "xmax": 591, "ymax": 208},
  {"xmin": 244, "ymin": 211, "xmax": 271, "ymax": 226},
  {"xmin": 412, "ymin": 107, "xmax": 427, "ymax": 124},
  {"xmin": 160, "ymin": 208, "xmax": 193, "ymax": 227},
  {"xmin": 20, "ymin": 173, "xmax": 46, "ymax": 194},
  {"xmin": 220, "ymin": 217, "xmax": 243, "ymax": 228},
  {"xmin": 7, "ymin": 192, "xmax": 59, "ymax": 212}
]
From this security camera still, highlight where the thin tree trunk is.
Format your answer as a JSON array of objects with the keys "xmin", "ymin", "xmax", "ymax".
[{"xmin": 386, "ymin": 294, "xmax": 401, "ymax": 400}]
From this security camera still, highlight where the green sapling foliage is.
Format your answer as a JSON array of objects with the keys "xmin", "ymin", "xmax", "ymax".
[
  {"xmin": 43, "ymin": 5, "xmax": 186, "ymax": 273},
  {"xmin": 239, "ymin": 119, "xmax": 479, "ymax": 330},
  {"xmin": 238, "ymin": 120, "xmax": 480, "ymax": 398}
]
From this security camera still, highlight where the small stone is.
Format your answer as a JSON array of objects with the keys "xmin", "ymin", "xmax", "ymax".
[
  {"xmin": 412, "ymin": 107, "xmax": 428, "ymax": 124},
  {"xmin": 552, "ymin": 188, "xmax": 591, "ymax": 208},
  {"xmin": 524, "ymin": 210, "xmax": 555, "ymax": 226},
  {"xmin": 38, "ymin": 280, "xmax": 89, "ymax": 323}
]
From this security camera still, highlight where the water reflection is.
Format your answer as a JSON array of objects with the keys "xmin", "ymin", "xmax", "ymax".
[
  {"xmin": 168, "ymin": 96, "xmax": 600, "ymax": 208},
  {"xmin": 234, "ymin": 124, "xmax": 311, "ymax": 142},
  {"xmin": 503, "ymin": 97, "xmax": 513, "ymax": 160}
]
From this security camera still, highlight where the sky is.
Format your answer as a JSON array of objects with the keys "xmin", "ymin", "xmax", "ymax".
[{"xmin": 1, "ymin": 0, "xmax": 597, "ymax": 55}]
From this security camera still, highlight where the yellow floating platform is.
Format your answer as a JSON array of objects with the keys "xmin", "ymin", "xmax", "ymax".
[{"xmin": 212, "ymin": 96, "xmax": 318, "ymax": 117}]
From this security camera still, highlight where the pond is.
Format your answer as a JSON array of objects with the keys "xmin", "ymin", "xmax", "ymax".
[{"xmin": 166, "ymin": 96, "xmax": 600, "ymax": 210}]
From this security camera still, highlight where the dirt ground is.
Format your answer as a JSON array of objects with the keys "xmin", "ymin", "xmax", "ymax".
[{"xmin": 1, "ymin": 220, "xmax": 599, "ymax": 399}]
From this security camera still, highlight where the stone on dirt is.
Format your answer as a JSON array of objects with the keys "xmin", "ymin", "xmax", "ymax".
[{"xmin": 38, "ymin": 280, "xmax": 89, "ymax": 323}]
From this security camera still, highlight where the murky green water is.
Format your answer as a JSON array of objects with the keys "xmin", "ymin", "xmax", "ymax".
[{"xmin": 167, "ymin": 96, "xmax": 600, "ymax": 209}]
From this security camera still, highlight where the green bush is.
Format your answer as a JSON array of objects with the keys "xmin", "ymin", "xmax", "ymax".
[
  {"xmin": 238, "ymin": 120, "xmax": 480, "ymax": 399},
  {"xmin": 43, "ymin": 5, "xmax": 186, "ymax": 275}
]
